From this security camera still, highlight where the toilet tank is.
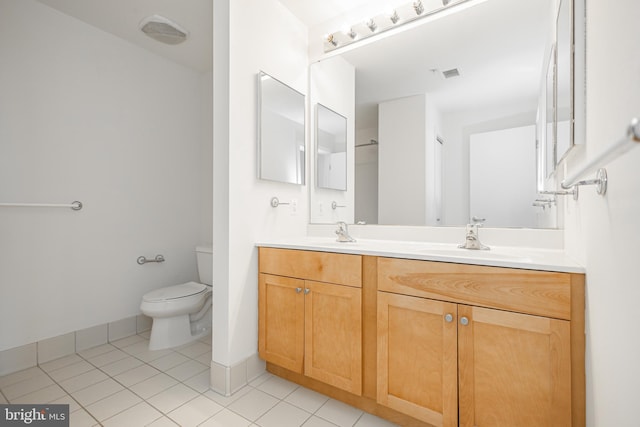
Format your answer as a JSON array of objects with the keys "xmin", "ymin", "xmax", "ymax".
[{"xmin": 196, "ymin": 246, "xmax": 213, "ymax": 285}]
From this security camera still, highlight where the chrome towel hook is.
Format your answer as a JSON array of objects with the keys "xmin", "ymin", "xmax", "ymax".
[{"xmin": 270, "ymin": 197, "xmax": 290, "ymax": 207}]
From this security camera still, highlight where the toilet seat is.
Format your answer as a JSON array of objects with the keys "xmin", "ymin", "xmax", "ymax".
[
  {"xmin": 140, "ymin": 281, "xmax": 211, "ymax": 320},
  {"xmin": 143, "ymin": 281, "xmax": 207, "ymax": 303},
  {"xmin": 140, "ymin": 246, "xmax": 213, "ymax": 350}
]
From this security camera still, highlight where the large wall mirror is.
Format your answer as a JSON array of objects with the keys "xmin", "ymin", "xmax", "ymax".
[
  {"xmin": 258, "ymin": 71, "xmax": 305, "ymax": 185},
  {"xmin": 309, "ymin": 0, "xmax": 579, "ymax": 228}
]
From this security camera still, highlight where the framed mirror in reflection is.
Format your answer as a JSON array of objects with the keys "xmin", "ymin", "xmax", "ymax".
[
  {"xmin": 555, "ymin": 0, "xmax": 573, "ymax": 164},
  {"xmin": 545, "ymin": 45, "xmax": 556, "ymax": 178},
  {"xmin": 309, "ymin": 0, "xmax": 578, "ymax": 228},
  {"xmin": 316, "ymin": 103, "xmax": 347, "ymax": 191},
  {"xmin": 257, "ymin": 71, "xmax": 305, "ymax": 185}
]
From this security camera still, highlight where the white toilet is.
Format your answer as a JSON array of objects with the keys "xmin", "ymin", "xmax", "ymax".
[{"xmin": 140, "ymin": 246, "xmax": 213, "ymax": 350}]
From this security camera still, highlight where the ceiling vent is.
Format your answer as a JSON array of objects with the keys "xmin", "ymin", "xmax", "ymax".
[
  {"xmin": 442, "ymin": 68, "xmax": 460, "ymax": 79},
  {"xmin": 139, "ymin": 15, "xmax": 189, "ymax": 45}
]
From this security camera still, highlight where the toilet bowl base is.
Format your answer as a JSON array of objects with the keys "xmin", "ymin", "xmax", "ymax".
[{"xmin": 148, "ymin": 314, "xmax": 208, "ymax": 351}]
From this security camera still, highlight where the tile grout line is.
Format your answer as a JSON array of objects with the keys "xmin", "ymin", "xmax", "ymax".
[
  {"xmin": 93, "ymin": 336, "xmax": 222, "ymax": 425},
  {"xmin": 27, "ymin": 335, "xmax": 200, "ymax": 425},
  {"xmin": 80, "ymin": 337, "xmax": 212, "ymax": 425},
  {"xmin": 2, "ymin": 334, "xmax": 382, "ymax": 427},
  {"xmin": 1, "ymin": 334, "xmax": 214, "ymax": 425},
  {"xmin": 38, "ymin": 363, "xmax": 102, "ymax": 426},
  {"xmin": 250, "ymin": 378, "xmax": 344, "ymax": 427}
]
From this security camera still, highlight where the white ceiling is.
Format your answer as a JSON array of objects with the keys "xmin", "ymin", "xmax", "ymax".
[
  {"xmin": 34, "ymin": 0, "xmax": 551, "ymax": 124},
  {"xmin": 344, "ymin": 0, "xmax": 550, "ymax": 111},
  {"xmin": 35, "ymin": 0, "xmax": 212, "ymax": 72},
  {"xmin": 310, "ymin": 0, "xmax": 552, "ymax": 128}
]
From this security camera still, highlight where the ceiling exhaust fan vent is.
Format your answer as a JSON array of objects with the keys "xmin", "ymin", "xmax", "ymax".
[{"xmin": 139, "ymin": 15, "xmax": 189, "ymax": 45}]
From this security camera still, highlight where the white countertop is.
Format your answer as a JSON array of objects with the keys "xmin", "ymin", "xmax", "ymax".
[{"xmin": 256, "ymin": 237, "xmax": 585, "ymax": 274}]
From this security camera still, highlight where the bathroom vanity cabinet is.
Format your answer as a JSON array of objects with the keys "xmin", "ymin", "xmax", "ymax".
[
  {"xmin": 257, "ymin": 246, "xmax": 585, "ymax": 427},
  {"xmin": 377, "ymin": 257, "xmax": 583, "ymax": 427},
  {"xmin": 258, "ymin": 248, "xmax": 363, "ymax": 395}
]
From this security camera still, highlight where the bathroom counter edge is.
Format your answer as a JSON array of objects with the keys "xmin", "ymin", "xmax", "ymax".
[{"xmin": 255, "ymin": 238, "xmax": 585, "ymax": 274}]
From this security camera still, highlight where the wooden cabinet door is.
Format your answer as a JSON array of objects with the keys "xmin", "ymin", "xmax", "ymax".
[
  {"xmin": 458, "ymin": 305, "xmax": 571, "ymax": 427},
  {"xmin": 258, "ymin": 274, "xmax": 305, "ymax": 373},
  {"xmin": 377, "ymin": 292, "xmax": 458, "ymax": 427},
  {"xmin": 304, "ymin": 280, "xmax": 362, "ymax": 395}
]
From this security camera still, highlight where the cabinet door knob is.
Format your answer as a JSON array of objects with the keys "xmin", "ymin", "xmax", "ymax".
[
  {"xmin": 444, "ymin": 313, "xmax": 454, "ymax": 323},
  {"xmin": 304, "ymin": 288, "xmax": 310, "ymax": 295},
  {"xmin": 295, "ymin": 287, "xmax": 302, "ymax": 293},
  {"xmin": 460, "ymin": 316, "xmax": 469, "ymax": 326}
]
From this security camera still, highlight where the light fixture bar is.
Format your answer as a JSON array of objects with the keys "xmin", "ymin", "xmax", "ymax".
[{"xmin": 323, "ymin": 0, "xmax": 485, "ymax": 53}]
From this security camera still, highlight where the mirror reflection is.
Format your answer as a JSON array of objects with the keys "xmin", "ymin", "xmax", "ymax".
[
  {"xmin": 258, "ymin": 71, "xmax": 305, "ymax": 185},
  {"xmin": 555, "ymin": 0, "xmax": 573, "ymax": 164},
  {"xmin": 316, "ymin": 103, "xmax": 347, "ymax": 191},
  {"xmin": 545, "ymin": 47, "xmax": 556, "ymax": 178},
  {"xmin": 310, "ymin": 0, "xmax": 574, "ymax": 228}
]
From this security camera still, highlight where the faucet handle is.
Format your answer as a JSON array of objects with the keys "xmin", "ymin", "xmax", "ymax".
[
  {"xmin": 460, "ymin": 222, "xmax": 490, "ymax": 250},
  {"xmin": 335, "ymin": 221, "xmax": 356, "ymax": 242},
  {"xmin": 471, "ymin": 216, "xmax": 486, "ymax": 226}
]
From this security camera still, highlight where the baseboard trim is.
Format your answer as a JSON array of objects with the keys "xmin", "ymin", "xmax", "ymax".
[
  {"xmin": 210, "ymin": 353, "xmax": 266, "ymax": 396},
  {"xmin": 0, "ymin": 314, "xmax": 152, "ymax": 376}
]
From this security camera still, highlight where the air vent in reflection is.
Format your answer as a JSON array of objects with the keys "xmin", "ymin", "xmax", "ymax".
[{"xmin": 442, "ymin": 68, "xmax": 460, "ymax": 79}]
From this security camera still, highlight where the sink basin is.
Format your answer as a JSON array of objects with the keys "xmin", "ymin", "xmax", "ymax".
[
  {"xmin": 280, "ymin": 239, "xmax": 533, "ymax": 264},
  {"xmin": 298, "ymin": 239, "xmax": 363, "ymax": 248},
  {"xmin": 420, "ymin": 247, "xmax": 532, "ymax": 262}
]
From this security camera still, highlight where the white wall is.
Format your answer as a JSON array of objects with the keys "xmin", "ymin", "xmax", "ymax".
[
  {"xmin": 562, "ymin": 1, "xmax": 640, "ymax": 425},
  {"xmin": 213, "ymin": 0, "xmax": 308, "ymax": 371},
  {"xmin": 440, "ymin": 104, "xmax": 536, "ymax": 225},
  {"xmin": 355, "ymin": 128, "xmax": 378, "ymax": 225},
  {"xmin": 0, "ymin": 0, "xmax": 212, "ymax": 351},
  {"xmin": 261, "ymin": 111, "xmax": 304, "ymax": 184},
  {"xmin": 424, "ymin": 96, "xmax": 444, "ymax": 226},
  {"xmin": 377, "ymin": 94, "xmax": 443, "ymax": 226},
  {"xmin": 200, "ymin": 72, "xmax": 214, "ymax": 245},
  {"xmin": 378, "ymin": 95, "xmax": 427, "ymax": 225},
  {"xmin": 469, "ymin": 125, "xmax": 537, "ymax": 228}
]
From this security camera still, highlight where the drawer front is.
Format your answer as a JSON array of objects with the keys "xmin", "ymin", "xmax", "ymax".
[
  {"xmin": 259, "ymin": 247, "xmax": 362, "ymax": 287},
  {"xmin": 378, "ymin": 257, "xmax": 571, "ymax": 320}
]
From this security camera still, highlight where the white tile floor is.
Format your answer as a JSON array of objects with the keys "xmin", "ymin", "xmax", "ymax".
[{"xmin": 0, "ymin": 334, "xmax": 398, "ymax": 427}]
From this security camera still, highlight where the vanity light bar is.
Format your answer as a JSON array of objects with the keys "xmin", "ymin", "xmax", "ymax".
[{"xmin": 323, "ymin": 0, "xmax": 484, "ymax": 53}]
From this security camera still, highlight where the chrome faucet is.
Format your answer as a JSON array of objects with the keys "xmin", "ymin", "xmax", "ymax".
[
  {"xmin": 335, "ymin": 221, "xmax": 356, "ymax": 242},
  {"xmin": 458, "ymin": 222, "xmax": 489, "ymax": 250}
]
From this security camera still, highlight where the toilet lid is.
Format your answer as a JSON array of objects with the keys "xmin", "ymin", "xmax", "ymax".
[{"xmin": 143, "ymin": 281, "xmax": 207, "ymax": 302}]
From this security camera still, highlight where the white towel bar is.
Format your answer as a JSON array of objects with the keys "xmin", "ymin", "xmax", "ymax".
[{"xmin": 561, "ymin": 118, "xmax": 640, "ymax": 198}]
